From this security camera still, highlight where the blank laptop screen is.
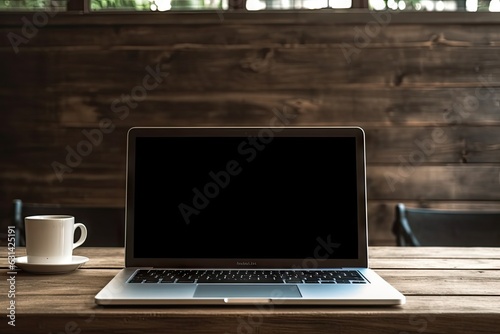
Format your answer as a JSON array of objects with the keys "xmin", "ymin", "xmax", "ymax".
[{"xmin": 129, "ymin": 128, "xmax": 364, "ymax": 261}]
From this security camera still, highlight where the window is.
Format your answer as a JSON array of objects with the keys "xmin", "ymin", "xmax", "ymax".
[
  {"xmin": 0, "ymin": 0, "xmax": 66, "ymax": 11},
  {"xmin": 90, "ymin": 0, "xmax": 500, "ymax": 10},
  {"xmin": 370, "ymin": 0, "xmax": 498, "ymax": 11},
  {"xmin": 0, "ymin": 0, "xmax": 498, "ymax": 12}
]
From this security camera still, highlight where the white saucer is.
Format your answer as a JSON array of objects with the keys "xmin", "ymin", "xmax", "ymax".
[{"xmin": 14, "ymin": 256, "xmax": 89, "ymax": 274}]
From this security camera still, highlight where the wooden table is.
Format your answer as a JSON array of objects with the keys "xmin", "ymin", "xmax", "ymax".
[{"xmin": 1, "ymin": 247, "xmax": 499, "ymax": 334}]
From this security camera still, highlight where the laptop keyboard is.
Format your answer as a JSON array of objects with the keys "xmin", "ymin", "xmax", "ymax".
[{"xmin": 129, "ymin": 269, "xmax": 367, "ymax": 284}]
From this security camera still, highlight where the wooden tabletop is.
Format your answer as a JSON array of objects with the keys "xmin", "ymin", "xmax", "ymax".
[{"xmin": 1, "ymin": 247, "xmax": 499, "ymax": 334}]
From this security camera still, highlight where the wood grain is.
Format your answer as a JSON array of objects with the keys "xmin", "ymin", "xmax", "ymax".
[
  {"xmin": 1, "ymin": 247, "xmax": 500, "ymax": 334},
  {"xmin": 2, "ymin": 13, "xmax": 500, "ymax": 246}
]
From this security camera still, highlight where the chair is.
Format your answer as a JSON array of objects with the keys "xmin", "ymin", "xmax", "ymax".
[
  {"xmin": 12, "ymin": 199, "xmax": 125, "ymax": 247},
  {"xmin": 392, "ymin": 203, "xmax": 500, "ymax": 247}
]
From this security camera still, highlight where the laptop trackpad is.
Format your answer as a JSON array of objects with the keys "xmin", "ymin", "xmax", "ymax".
[{"xmin": 194, "ymin": 285, "xmax": 301, "ymax": 298}]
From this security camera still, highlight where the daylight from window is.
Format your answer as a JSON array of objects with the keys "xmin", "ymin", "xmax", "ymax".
[
  {"xmin": 142, "ymin": 0, "xmax": 500, "ymax": 10},
  {"xmin": 0, "ymin": 0, "xmax": 498, "ymax": 11},
  {"xmin": 128, "ymin": 0, "xmax": 352, "ymax": 10},
  {"xmin": 370, "ymin": 0, "xmax": 498, "ymax": 10}
]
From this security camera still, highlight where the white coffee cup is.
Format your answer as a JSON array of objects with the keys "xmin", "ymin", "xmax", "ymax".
[{"xmin": 25, "ymin": 215, "xmax": 87, "ymax": 264}]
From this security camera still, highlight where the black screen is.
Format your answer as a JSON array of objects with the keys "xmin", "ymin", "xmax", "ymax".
[{"xmin": 132, "ymin": 131, "xmax": 361, "ymax": 260}]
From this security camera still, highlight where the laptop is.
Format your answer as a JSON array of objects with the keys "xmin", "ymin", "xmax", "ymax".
[{"xmin": 95, "ymin": 126, "xmax": 406, "ymax": 306}]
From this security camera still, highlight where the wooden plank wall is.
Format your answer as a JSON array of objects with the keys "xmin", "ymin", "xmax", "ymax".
[{"xmin": 1, "ymin": 12, "xmax": 500, "ymax": 245}]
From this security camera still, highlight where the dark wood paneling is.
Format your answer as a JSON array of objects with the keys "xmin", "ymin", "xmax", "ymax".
[
  {"xmin": 3, "ymin": 48, "xmax": 500, "ymax": 90},
  {"xmin": 1, "ymin": 13, "xmax": 500, "ymax": 245}
]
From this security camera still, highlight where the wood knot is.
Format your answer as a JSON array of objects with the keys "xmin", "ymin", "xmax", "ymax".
[
  {"xmin": 240, "ymin": 48, "xmax": 274, "ymax": 73},
  {"xmin": 393, "ymin": 72, "xmax": 405, "ymax": 86}
]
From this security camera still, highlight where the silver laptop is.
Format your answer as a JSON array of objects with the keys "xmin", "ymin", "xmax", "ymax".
[{"xmin": 95, "ymin": 126, "xmax": 405, "ymax": 306}]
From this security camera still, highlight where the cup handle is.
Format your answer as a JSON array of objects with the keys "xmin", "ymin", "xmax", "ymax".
[{"xmin": 73, "ymin": 223, "xmax": 87, "ymax": 249}]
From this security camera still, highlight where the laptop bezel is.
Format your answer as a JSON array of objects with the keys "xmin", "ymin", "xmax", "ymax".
[{"xmin": 124, "ymin": 126, "xmax": 369, "ymax": 269}]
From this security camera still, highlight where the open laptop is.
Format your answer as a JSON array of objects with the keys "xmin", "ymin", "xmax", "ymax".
[{"xmin": 95, "ymin": 126, "xmax": 405, "ymax": 306}]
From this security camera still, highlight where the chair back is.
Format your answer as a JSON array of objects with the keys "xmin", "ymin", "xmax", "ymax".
[
  {"xmin": 393, "ymin": 203, "xmax": 500, "ymax": 246},
  {"xmin": 12, "ymin": 199, "xmax": 125, "ymax": 247}
]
